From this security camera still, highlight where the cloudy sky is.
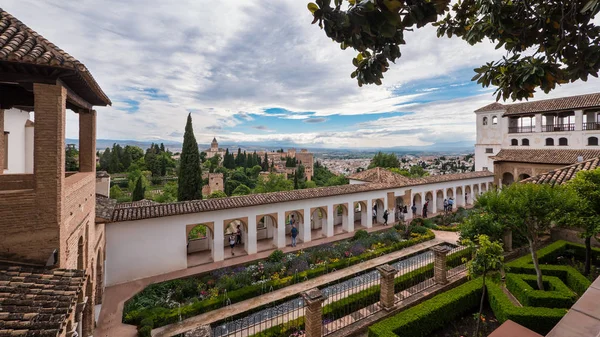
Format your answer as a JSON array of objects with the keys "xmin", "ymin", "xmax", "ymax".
[{"xmin": 4, "ymin": 1, "xmax": 600, "ymax": 148}]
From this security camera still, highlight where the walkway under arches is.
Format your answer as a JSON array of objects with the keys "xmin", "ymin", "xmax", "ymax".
[{"xmin": 354, "ymin": 201, "xmax": 368, "ymax": 229}]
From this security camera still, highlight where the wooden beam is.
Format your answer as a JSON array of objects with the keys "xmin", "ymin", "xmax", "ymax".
[{"xmin": 57, "ymin": 79, "xmax": 93, "ymax": 111}]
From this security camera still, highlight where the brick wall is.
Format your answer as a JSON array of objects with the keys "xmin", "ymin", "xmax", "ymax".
[{"xmin": 494, "ymin": 161, "xmax": 564, "ymax": 185}]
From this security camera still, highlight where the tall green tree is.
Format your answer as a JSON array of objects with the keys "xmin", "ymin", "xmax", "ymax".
[
  {"xmin": 65, "ymin": 146, "xmax": 79, "ymax": 171},
  {"xmin": 132, "ymin": 177, "xmax": 145, "ymax": 202},
  {"xmin": 565, "ymin": 168, "xmax": 600, "ymax": 275},
  {"xmin": 178, "ymin": 113, "xmax": 203, "ymax": 201},
  {"xmin": 254, "ymin": 173, "xmax": 294, "ymax": 193},
  {"xmin": 368, "ymin": 152, "xmax": 399, "ymax": 169},
  {"xmin": 462, "ymin": 235, "xmax": 504, "ymax": 337},
  {"xmin": 262, "ymin": 152, "xmax": 269, "ymax": 171},
  {"xmin": 308, "ymin": 0, "xmax": 600, "ymax": 101},
  {"xmin": 232, "ymin": 184, "xmax": 251, "ymax": 196},
  {"xmin": 223, "ymin": 149, "xmax": 235, "ymax": 169}
]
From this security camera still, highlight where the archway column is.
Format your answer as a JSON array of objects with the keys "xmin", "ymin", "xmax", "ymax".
[
  {"xmin": 430, "ymin": 192, "xmax": 436, "ymax": 216},
  {"xmin": 346, "ymin": 204, "xmax": 354, "ymax": 232},
  {"xmin": 214, "ymin": 221, "xmax": 225, "ymax": 262},
  {"xmin": 247, "ymin": 216, "xmax": 257, "ymax": 255},
  {"xmin": 302, "ymin": 207, "xmax": 312, "ymax": 243},
  {"xmin": 275, "ymin": 212, "xmax": 286, "ymax": 248},
  {"xmin": 326, "ymin": 204, "xmax": 334, "ymax": 237},
  {"xmin": 366, "ymin": 199, "xmax": 373, "ymax": 228}
]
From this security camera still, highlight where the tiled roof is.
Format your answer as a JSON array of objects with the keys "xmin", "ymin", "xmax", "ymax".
[
  {"xmin": 114, "ymin": 199, "xmax": 158, "ymax": 209},
  {"xmin": 96, "ymin": 171, "xmax": 110, "ymax": 178},
  {"xmin": 521, "ymin": 157, "xmax": 600, "ymax": 186},
  {"xmin": 95, "ymin": 194, "xmax": 116, "ymax": 223},
  {"xmin": 0, "ymin": 265, "xmax": 85, "ymax": 336},
  {"xmin": 348, "ymin": 167, "xmax": 413, "ymax": 185},
  {"xmin": 491, "ymin": 149, "xmax": 600, "ymax": 165},
  {"xmin": 110, "ymin": 170, "xmax": 493, "ymax": 222},
  {"xmin": 0, "ymin": 8, "xmax": 111, "ymax": 106},
  {"xmin": 474, "ymin": 102, "xmax": 505, "ymax": 112}
]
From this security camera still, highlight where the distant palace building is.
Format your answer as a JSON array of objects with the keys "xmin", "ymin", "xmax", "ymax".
[{"xmin": 474, "ymin": 92, "xmax": 600, "ymax": 185}]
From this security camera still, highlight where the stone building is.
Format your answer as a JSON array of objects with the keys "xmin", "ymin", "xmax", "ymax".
[
  {"xmin": 474, "ymin": 92, "xmax": 600, "ymax": 185},
  {"xmin": 201, "ymin": 172, "xmax": 224, "ymax": 196},
  {"xmin": 204, "ymin": 137, "xmax": 226, "ymax": 159},
  {"xmin": 0, "ymin": 8, "xmax": 111, "ymax": 337}
]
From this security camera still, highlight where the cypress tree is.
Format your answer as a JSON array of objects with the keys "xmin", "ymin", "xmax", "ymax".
[
  {"xmin": 262, "ymin": 152, "xmax": 269, "ymax": 171},
  {"xmin": 178, "ymin": 113, "xmax": 203, "ymax": 201},
  {"xmin": 132, "ymin": 177, "xmax": 145, "ymax": 201}
]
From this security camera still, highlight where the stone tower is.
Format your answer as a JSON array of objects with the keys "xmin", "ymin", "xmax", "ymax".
[{"xmin": 211, "ymin": 137, "xmax": 218, "ymax": 151}]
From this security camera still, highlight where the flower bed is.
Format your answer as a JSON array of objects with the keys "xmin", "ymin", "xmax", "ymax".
[{"xmin": 125, "ymin": 227, "xmax": 435, "ymax": 331}]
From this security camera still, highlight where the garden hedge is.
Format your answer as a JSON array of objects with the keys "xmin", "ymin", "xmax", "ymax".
[
  {"xmin": 487, "ymin": 281, "xmax": 567, "ymax": 335},
  {"xmin": 368, "ymin": 279, "xmax": 483, "ymax": 337},
  {"xmin": 127, "ymin": 230, "xmax": 436, "ymax": 330},
  {"xmin": 505, "ymin": 274, "xmax": 576, "ymax": 308}
]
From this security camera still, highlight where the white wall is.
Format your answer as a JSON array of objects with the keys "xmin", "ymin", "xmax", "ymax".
[
  {"xmin": 96, "ymin": 177, "xmax": 110, "ymax": 197},
  {"xmin": 3, "ymin": 108, "xmax": 32, "ymax": 174},
  {"xmin": 474, "ymin": 109, "xmax": 504, "ymax": 172},
  {"xmin": 105, "ymin": 175, "xmax": 494, "ymax": 286}
]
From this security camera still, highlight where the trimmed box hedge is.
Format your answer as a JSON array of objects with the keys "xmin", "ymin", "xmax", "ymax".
[
  {"xmin": 368, "ymin": 279, "xmax": 483, "ymax": 337},
  {"xmin": 505, "ymin": 273, "xmax": 576, "ymax": 308},
  {"xmin": 127, "ymin": 230, "xmax": 436, "ymax": 330}
]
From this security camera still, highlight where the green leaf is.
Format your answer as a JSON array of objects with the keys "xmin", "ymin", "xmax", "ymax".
[{"xmin": 308, "ymin": 2, "xmax": 319, "ymax": 13}]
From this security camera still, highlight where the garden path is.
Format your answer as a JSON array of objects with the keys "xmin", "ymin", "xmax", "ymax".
[{"xmin": 95, "ymin": 229, "xmax": 458, "ymax": 337}]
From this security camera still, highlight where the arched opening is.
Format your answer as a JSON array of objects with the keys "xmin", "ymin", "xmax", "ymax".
[
  {"xmin": 492, "ymin": 116, "xmax": 498, "ymax": 125},
  {"xmin": 354, "ymin": 201, "xmax": 368, "ymax": 229},
  {"xmin": 436, "ymin": 190, "xmax": 444, "ymax": 213},
  {"xmin": 372, "ymin": 199, "xmax": 385, "ymax": 225},
  {"xmin": 424, "ymin": 192, "xmax": 434, "ymax": 217},
  {"xmin": 95, "ymin": 249, "xmax": 104, "ymax": 305},
  {"xmin": 473, "ymin": 184, "xmax": 480, "ymax": 201},
  {"xmin": 413, "ymin": 193, "xmax": 423, "ymax": 217},
  {"xmin": 559, "ymin": 137, "xmax": 568, "ymax": 146},
  {"xmin": 455, "ymin": 187, "xmax": 464, "ymax": 207},
  {"xmin": 334, "ymin": 204, "xmax": 349, "ymax": 234},
  {"xmin": 223, "ymin": 219, "xmax": 248, "ymax": 257},
  {"xmin": 310, "ymin": 207, "xmax": 327, "ymax": 239},
  {"xmin": 483, "ymin": 116, "xmax": 488, "ymax": 125},
  {"xmin": 481, "ymin": 183, "xmax": 487, "ymax": 194},
  {"xmin": 257, "ymin": 215, "xmax": 277, "ymax": 252},
  {"xmin": 187, "ymin": 223, "xmax": 215, "ymax": 266},
  {"xmin": 395, "ymin": 196, "xmax": 406, "ymax": 221},
  {"xmin": 545, "ymin": 138, "xmax": 554, "ymax": 146},
  {"xmin": 502, "ymin": 172, "xmax": 514, "ymax": 186},
  {"xmin": 77, "ymin": 236, "xmax": 84, "ymax": 270},
  {"xmin": 464, "ymin": 186, "xmax": 472, "ymax": 206},
  {"xmin": 518, "ymin": 173, "xmax": 531, "ymax": 181},
  {"xmin": 511, "ymin": 139, "xmax": 518, "ymax": 146},
  {"xmin": 521, "ymin": 138, "xmax": 530, "ymax": 146},
  {"xmin": 287, "ymin": 210, "xmax": 305, "ymax": 244},
  {"xmin": 588, "ymin": 137, "xmax": 599, "ymax": 146}
]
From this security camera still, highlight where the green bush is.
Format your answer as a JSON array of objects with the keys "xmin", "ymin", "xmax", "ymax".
[
  {"xmin": 505, "ymin": 274, "xmax": 576, "ymax": 308},
  {"xmin": 369, "ymin": 279, "xmax": 483, "ymax": 337},
  {"xmin": 249, "ymin": 317, "xmax": 304, "ymax": 337},
  {"xmin": 267, "ymin": 249, "xmax": 285, "ymax": 263},
  {"xmin": 353, "ymin": 229, "xmax": 370, "ymax": 241},
  {"xmin": 487, "ymin": 281, "xmax": 567, "ymax": 335}
]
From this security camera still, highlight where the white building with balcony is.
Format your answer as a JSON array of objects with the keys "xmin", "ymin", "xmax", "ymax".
[{"xmin": 474, "ymin": 92, "xmax": 600, "ymax": 185}]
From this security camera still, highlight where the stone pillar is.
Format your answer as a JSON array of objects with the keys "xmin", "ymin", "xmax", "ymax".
[
  {"xmin": 276, "ymin": 212, "xmax": 286, "ymax": 248},
  {"xmin": 366, "ymin": 199, "xmax": 373, "ymax": 228},
  {"xmin": 430, "ymin": 192, "xmax": 436, "ymax": 216},
  {"xmin": 302, "ymin": 288, "xmax": 326, "ymax": 337},
  {"xmin": 0, "ymin": 109, "xmax": 4, "ymax": 173},
  {"xmin": 303, "ymin": 207, "xmax": 312, "ymax": 243},
  {"xmin": 346, "ymin": 204, "xmax": 354, "ymax": 233},
  {"xmin": 213, "ymin": 222, "xmax": 225, "ymax": 261},
  {"xmin": 534, "ymin": 113, "xmax": 543, "ymax": 133},
  {"xmin": 377, "ymin": 264, "xmax": 397, "ymax": 311},
  {"xmin": 79, "ymin": 110, "xmax": 96, "ymax": 172},
  {"xmin": 33, "ymin": 83, "xmax": 66, "ymax": 265},
  {"xmin": 247, "ymin": 216, "xmax": 257, "ymax": 254},
  {"xmin": 325, "ymin": 204, "xmax": 334, "ymax": 237},
  {"xmin": 503, "ymin": 229, "xmax": 513, "ymax": 252},
  {"xmin": 575, "ymin": 109, "xmax": 583, "ymax": 131},
  {"xmin": 432, "ymin": 246, "xmax": 450, "ymax": 285}
]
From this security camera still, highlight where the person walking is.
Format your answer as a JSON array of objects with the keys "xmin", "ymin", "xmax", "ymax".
[
  {"xmin": 411, "ymin": 204, "xmax": 417, "ymax": 218},
  {"xmin": 383, "ymin": 209, "xmax": 389, "ymax": 225},
  {"xmin": 443, "ymin": 199, "xmax": 448, "ymax": 213},
  {"xmin": 236, "ymin": 224, "xmax": 243, "ymax": 245},
  {"xmin": 229, "ymin": 234, "xmax": 236, "ymax": 256},
  {"xmin": 465, "ymin": 193, "xmax": 468, "ymax": 205},
  {"xmin": 290, "ymin": 224, "xmax": 299, "ymax": 247},
  {"xmin": 448, "ymin": 198, "xmax": 454, "ymax": 211},
  {"xmin": 423, "ymin": 202, "xmax": 428, "ymax": 218},
  {"xmin": 372, "ymin": 207, "xmax": 377, "ymax": 224}
]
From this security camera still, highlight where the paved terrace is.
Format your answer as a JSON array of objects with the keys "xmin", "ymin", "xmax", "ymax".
[{"xmin": 95, "ymin": 229, "xmax": 459, "ymax": 337}]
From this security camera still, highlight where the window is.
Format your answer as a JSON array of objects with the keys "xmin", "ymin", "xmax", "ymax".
[
  {"xmin": 545, "ymin": 138, "xmax": 554, "ymax": 146},
  {"xmin": 522, "ymin": 139, "xmax": 530, "ymax": 146},
  {"xmin": 511, "ymin": 139, "xmax": 518, "ymax": 146},
  {"xmin": 492, "ymin": 116, "xmax": 498, "ymax": 125},
  {"xmin": 559, "ymin": 137, "xmax": 568, "ymax": 146},
  {"xmin": 482, "ymin": 167, "xmax": 488, "ymax": 171},
  {"xmin": 482, "ymin": 117, "xmax": 488, "ymax": 125},
  {"xmin": 589, "ymin": 137, "xmax": 599, "ymax": 146},
  {"xmin": 2, "ymin": 132, "xmax": 7, "ymax": 170},
  {"xmin": 485, "ymin": 148, "xmax": 493, "ymax": 153}
]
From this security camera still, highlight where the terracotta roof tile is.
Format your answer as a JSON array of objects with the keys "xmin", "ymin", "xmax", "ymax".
[
  {"xmin": 521, "ymin": 157, "xmax": 600, "ymax": 186},
  {"xmin": 491, "ymin": 149, "xmax": 600, "ymax": 165},
  {"xmin": 348, "ymin": 167, "xmax": 413, "ymax": 185},
  {"xmin": 0, "ymin": 265, "xmax": 84, "ymax": 336},
  {"xmin": 0, "ymin": 8, "xmax": 110, "ymax": 106},
  {"xmin": 110, "ymin": 169, "xmax": 493, "ymax": 222},
  {"xmin": 475, "ymin": 92, "xmax": 600, "ymax": 116}
]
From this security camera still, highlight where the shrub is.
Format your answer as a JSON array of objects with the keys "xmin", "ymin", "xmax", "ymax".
[
  {"xmin": 369, "ymin": 279, "xmax": 483, "ymax": 337},
  {"xmin": 268, "ymin": 250, "xmax": 285, "ymax": 263},
  {"xmin": 353, "ymin": 229, "xmax": 370, "ymax": 241},
  {"xmin": 505, "ymin": 274, "xmax": 576, "ymax": 308}
]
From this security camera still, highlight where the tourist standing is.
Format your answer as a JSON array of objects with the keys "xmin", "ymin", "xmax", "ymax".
[
  {"xmin": 411, "ymin": 204, "xmax": 417, "ymax": 217},
  {"xmin": 383, "ymin": 209, "xmax": 389, "ymax": 225},
  {"xmin": 449, "ymin": 198, "xmax": 454, "ymax": 211},
  {"xmin": 423, "ymin": 202, "xmax": 428, "ymax": 218},
  {"xmin": 465, "ymin": 193, "xmax": 468, "ymax": 205},
  {"xmin": 229, "ymin": 234, "xmax": 236, "ymax": 256},
  {"xmin": 443, "ymin": 199, "xmax": 448, "ymax": 213},
  {"xmin": 372, "ymin": 207, "xmax": 377, "ymax": 224},
  {"xmin": 236, "ymin": 224, "xmax": 242, "ymax": 245},
  {"xmin": 291, "ymin": 224, "xmax": 299, "ymax": 247}
]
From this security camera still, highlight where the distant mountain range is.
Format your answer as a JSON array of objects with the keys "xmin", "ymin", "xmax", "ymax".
[{"xmin": 65, "ymin": 138, "xmax": 474, "ymax": 155}]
